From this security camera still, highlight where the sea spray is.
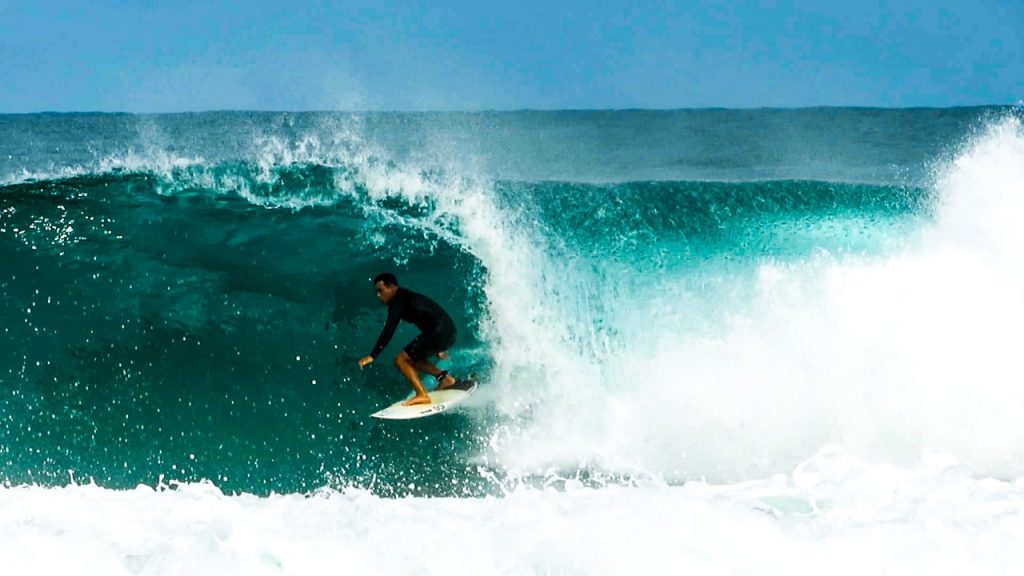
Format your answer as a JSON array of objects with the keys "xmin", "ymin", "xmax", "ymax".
[{"xmin": 482, "ymin": 114, "xmax": 1024, "ymax": 483}]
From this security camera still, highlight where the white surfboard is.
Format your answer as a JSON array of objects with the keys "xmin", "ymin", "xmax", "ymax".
[{"xmin": 370, "ymin": 380, "xmax": 478, "ymax": 420}]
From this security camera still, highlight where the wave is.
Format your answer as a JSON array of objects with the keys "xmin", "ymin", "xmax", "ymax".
[{"xmin": 2, "ymin": 115, "xmax": 1023, "ymax": 495}]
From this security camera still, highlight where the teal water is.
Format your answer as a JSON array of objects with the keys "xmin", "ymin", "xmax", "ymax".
[{"xmin": 0, "ymin": 108, "xmax": 1016, "ymax": 496}]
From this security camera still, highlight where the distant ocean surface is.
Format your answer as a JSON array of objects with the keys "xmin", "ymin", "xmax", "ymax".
[{"xmin": 3, "ymin": 108, "xmax": 1024, "ymax": 574}]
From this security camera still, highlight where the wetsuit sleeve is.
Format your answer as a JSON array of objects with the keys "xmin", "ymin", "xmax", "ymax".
[{"xmin": 369, "ymin": 304, "xmax": 400, "ymax": 359}]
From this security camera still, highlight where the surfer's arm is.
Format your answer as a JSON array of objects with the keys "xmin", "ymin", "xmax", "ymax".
[{"xmin": 368, "ymin": 305, "xmax": 401, "ymax": 360}]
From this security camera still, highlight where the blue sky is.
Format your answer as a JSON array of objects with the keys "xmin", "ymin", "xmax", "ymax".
[{"xmin": 1, "ymin": 0, "xmax": 1020, "ymax": 112}]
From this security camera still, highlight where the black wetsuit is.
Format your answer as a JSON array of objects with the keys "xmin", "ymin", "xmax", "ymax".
[{"xmin": 369, "ymin": 287, "xmax": 457, "ymax": 361}]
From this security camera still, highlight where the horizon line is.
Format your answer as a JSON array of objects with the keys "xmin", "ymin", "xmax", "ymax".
[{"xmin": 2, "ymin": 103, "xmax": 1018, "ymax": 116}]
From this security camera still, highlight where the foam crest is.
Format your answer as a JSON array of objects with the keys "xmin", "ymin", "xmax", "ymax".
[
  {"xmin": 98, "ymin": 148, "xmax": 207, "ymax": 179},
  {"xmin": 0, "ymin": 147, "xmax": 205, "ymax": 188}
]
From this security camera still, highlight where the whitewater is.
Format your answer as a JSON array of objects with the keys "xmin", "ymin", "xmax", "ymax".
[{"xmin": 2, "ymin": 109, "xmax": 1024, "ymax": 574}]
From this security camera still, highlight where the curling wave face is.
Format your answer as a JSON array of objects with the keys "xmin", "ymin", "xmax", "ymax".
[{"xmin": 1, "ymin": 109, "xmax": 1022, "ymax": 497}]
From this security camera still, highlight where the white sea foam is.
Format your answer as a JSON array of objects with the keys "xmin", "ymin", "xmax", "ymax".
[
  {"xmin": 2, "ymin": 449, "xmax": 1023, "ymax": 575},
  {"xmin": 463, "ymin": 115, "xmax": 1024, "ymax": 483}
]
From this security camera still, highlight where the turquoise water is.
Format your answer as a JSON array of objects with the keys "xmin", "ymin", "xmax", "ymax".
[{"xmin": 0, "ymin": 108, "xmax": 1019, "ymax": 499}]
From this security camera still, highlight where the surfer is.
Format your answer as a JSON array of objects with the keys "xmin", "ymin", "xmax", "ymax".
[{"xmin": 358, "ymin": 272, "xmax": 464, "ymax": 406}]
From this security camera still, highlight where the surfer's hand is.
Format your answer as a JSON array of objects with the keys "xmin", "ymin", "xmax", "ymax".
[
  {"xmin": 437, "ymin": 350, "xmax": 449, "ymax": 360},
  {"xmin": 358, "ymin": 356, "xmax": 374, "ymax": 369}
]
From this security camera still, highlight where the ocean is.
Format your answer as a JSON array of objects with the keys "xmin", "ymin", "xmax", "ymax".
[{"xmin": 2, "ymin": 108, "xmax": 1024, "ymax": 573}]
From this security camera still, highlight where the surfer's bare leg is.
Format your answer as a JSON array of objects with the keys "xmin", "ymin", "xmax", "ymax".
[
  {"xmin": 395, "ymin": 352, "xmax": 431, "ymax": 406},
  {"xmin": 411, "ymin": 356, "xmax": 457, "ymax": 389}
]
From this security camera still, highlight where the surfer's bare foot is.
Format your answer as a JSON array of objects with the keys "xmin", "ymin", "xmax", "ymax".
[
  {"xmin": 436, "ymin": 374, "xmax": 458, "ymax": 390},
  {"xmin": 403, "ymin": 394, "xmax": 431, "ymax": 406}
]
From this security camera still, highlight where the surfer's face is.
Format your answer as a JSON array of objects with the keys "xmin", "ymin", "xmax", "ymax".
[{"xmin": 375, "ymin": 281, "xmax": 398, "ymax": 304}]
